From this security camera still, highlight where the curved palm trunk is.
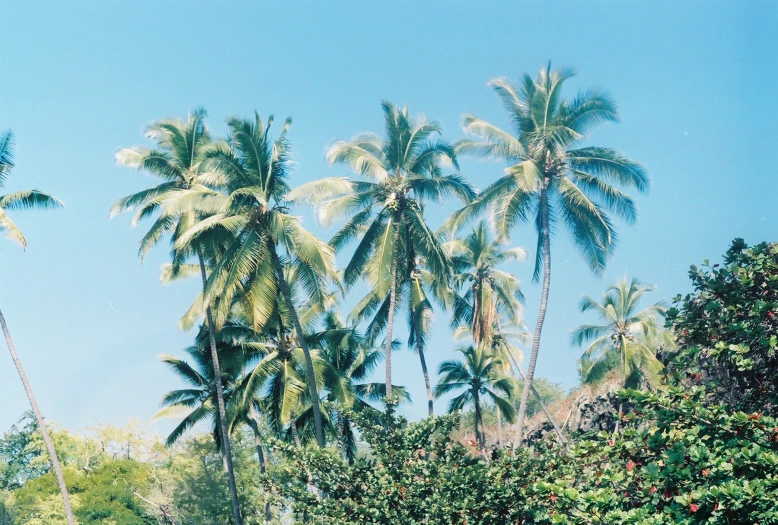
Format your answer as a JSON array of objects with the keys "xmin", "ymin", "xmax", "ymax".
[
  {"xmin": 0, "ymin": 310, "xmax": 75, "ymax": 525},
  {"xmin": 417, "ymin": 346, "xmax": 434, "ymax": 417},
  {"xmin": 198, "ymin": 252, "xmax": 244, "ymax": 525},
  {"xmin": 384, "ymin": 226, "xmax": 400, "ymax": 401},
  {"xmin": 516, "ymin": 191, "xmax": 551, "ymax": 445},
  {"xmin": 497, "ymin": 321, "xmax": 566, "ymax": 445},
  {"xmin": 248, "ymin": 406, "xmax": 272, "ymax": 523},
  {"xmin": 268, "ymin": 243, "xmax": 326, "ymax": 447}
]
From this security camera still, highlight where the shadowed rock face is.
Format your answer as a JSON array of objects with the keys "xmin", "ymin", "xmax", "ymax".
[{"xmin": 521, "ymin": 381, "xmax": 635, "ymax": 445}]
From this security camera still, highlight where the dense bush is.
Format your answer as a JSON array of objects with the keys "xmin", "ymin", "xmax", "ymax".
[
  {"xmin": 276, "ymin": 239, "xmax": 778, "ymax": 524},
  {"xmin": 666, "ymin": 239, "xmax": 778, "ymax": 413},
  {"xmin": 276, "ymin": 388, "xmax": 778, "ymax": 524}
]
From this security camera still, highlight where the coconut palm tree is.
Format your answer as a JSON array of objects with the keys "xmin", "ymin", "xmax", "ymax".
[
  {"xmin": 445, "ymin": 220, "xmax": 525, "ymax": 345},
  {"xmin": 572, "ymin": 277, "xmax": 671, "ymax": 431},
  {"xmin": 449, "ymin": 65, "xmax": 649, "ymax": 441},
  {"xmin": 434, "ymin": 345, "xmax": 518, "ymax": 450},
  {"xmin": 311, "ymin": 309, "xmax": 410, "ymax": 460},
  {"xmin": 112, "ymin": 109, "xmax": 244, "ymax": 525},
  {"xmin": 289, "ymin": 101, "xmax": 475, "ymax": 401},
  {"xmin": 0, "ymin": 131, "xmax": 72, "ymax": 524},
  {"xmin": 175, "ymin": 113, "xmax": 336, "ymax": 448},
  {"xmin": 155, "ymin": 324, "xmax": 263, "ymax": 448}
]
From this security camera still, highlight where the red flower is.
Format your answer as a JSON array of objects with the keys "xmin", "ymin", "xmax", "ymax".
[
  {"xmin": 701, "ymin": 469, "xmax": 710, "ymax": 477},
  {"xmin": 648, "ymin": 486, "xmax": 657, "ymax": 494},
  {"xmin": 626, "ymin": 460, "xmax": 636, "ymax": 472},
  {"xmin": 549, "ymin": 494, "xmax": 557, "ymax": 503},
  {"xmin": 690, "ymin": 504, "xmax": 699, "ymax": 513}
]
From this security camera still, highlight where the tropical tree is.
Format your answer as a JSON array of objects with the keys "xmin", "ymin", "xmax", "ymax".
[
  {"xmin": 0, "ymin": 131, "xmax": 73, "ymax": 525},
  {"xmin": 111, "ymin": 109, "xmax": 245, "ymax": 525},
  {"xmin": 434, "ymin": 345, "xmax": 517, "ymax": 449},
  {"xmin": 445, "ymin": 220, "xmax": 525, "ymax": 345},
  {"xmin": 572, "ymin": 277, "xmax": 671, "ymax": 431},
  {"xmin": 175, "ymin": 113, "xmax": 336, "ymax": 448},
  {"xmin": 155, "ymin": 325, "xmax": 261, "ymax": 448},
  {"xmin": 445, "ymin": 222, "xmax": 566, "ymax": 444},
  {"xmin": 449, "ymin": 65, "xmax": 649, "ymax": 441},
  {"xmin": 289, "ymin": 101, "xmax": 475, "ymax": 404},
  {"xmin": 311, "ymin": 309, "xmax": 410, "ymax": 460}
]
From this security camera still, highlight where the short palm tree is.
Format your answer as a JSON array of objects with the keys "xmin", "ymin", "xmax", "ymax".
[
  {"xmin": 434, "ymin": 345, "xmax": 518, "ymax": 450},
  {"xmin": 0, "ymin": 131, "xmax": 72, "ymax": 524},
  {"xmin": 155, "ymin": 324, "xmax": 259, "ymax": 447},
  {"xmin": 290, "ymin": 101, "xmax": 475, "ymax": 401},
  {"xmin": 112, "ymin": 109, "xmax": 244, "ymax": 525},
  {"xmin": 572, "ymin": 277, "xmax": 670, "ymax": 386},
  {"xmin": 445, "ymin": 220, "xmax": 525, "ymax": 345},
  {"xmin": 176, "ymin": 113, "xmax": 336, "ymax": 448},
  {"xmin": 450, "ymin": 65, "xmax": 649, "ymax": 441},
  {"xmin": 572, "ymin": 277, "xmax": 670, "ymax": 431},
  {"xmin": 312, "ymin": 309, "xmax": 409, "ymax": 460}
]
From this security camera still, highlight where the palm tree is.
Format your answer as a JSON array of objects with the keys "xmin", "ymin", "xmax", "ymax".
[
  {"xmin": 112, "ymin": 109, "xmax": 244, "ymax": 525},
  {"xmin": 445, "ymin": 222, "xmax": 565, "ymax": 445},
  {"xmin": 434, "ymin": 345, "xmax": 518, "ymax": 450},
  {"xmin": 449, "ymin": 65, "xmax": 649, "ymax": 441},
  {"xmin": 445, "ymin": 220, "xmax": 525, "ymax": 345},
  {"xmin": 155, "ymin": 324, "xmax": 261, "ymax": 448},
  {"xmin": 290, "ymin": 101, "xmax": 475, "ymax": 402},
  {"xmin": 174, "ymin": 113, "xmax": 337, "ymax": 448},
  {"xmin": 572, "ymin": 277, "xmax": 671, "ymax": 431},
  {"xmin": 0, "ymin": 131, "xmax": 72, "ymax": 525},
  {"xmin": 312, "ymin": 309, "xmax": 410, "ymax": 460}
]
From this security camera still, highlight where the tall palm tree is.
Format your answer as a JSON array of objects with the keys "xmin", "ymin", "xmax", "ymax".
[
  {"xmin": 174, "ymin": 113, "xmax": 336, "ymax": 448},
  {"xmin": 0, "ymin": 131, "xmax": 72, "ymax": 525},
  {"xmin": 449, "ymin": 65, "xmax": 649, "ymax": 441},
  {"xmin": 572, "ymin": 277, "xmax": 671, "ymax": 431},
  {"xmin": 289, "ymin": 101, "xmax": 475, "ymax": 401},
  {"xmin": 434, "ymin": 345, "xmax": 518, "ymax": 450},
  {"xmin": 112, "ymin": 109, "xmax": 244, "ymax": 525}
]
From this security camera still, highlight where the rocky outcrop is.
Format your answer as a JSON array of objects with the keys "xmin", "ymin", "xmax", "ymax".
[{"xmin": 520, "ymin": 380, "xmax": 627, "ymax": 445}]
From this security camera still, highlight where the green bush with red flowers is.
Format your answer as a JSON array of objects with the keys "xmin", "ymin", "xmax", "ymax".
[{"xmin": 275, "ymin": 240, "xmax": 778, "ymax": 524}]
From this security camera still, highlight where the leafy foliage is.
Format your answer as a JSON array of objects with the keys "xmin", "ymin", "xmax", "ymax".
[{"xmin": 666, "ymin": 239, "xmax": 778, "ymax": 413}]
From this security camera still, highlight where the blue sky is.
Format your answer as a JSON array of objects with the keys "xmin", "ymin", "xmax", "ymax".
[{"xmin": 0, "ymin": 1, "xmax": 776, "ymax": 435}]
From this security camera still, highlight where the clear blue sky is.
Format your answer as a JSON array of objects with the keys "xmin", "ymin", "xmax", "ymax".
[{"xmin": 0, "ymin": 1, "xmax": 776, "ymax": 435}]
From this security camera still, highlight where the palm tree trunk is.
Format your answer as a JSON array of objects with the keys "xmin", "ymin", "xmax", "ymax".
[
  {"xmin": 384, "ymin": 226, "xmax": 399, "ymax": 400},
  {"xmin": 496, "ymin": 404, "xmax": 503, "ymax": 448},
  {"xmin": 614, "ymin": 335, "xmax": 627, "ymax": 434},
  {"xmin": 498, "ymin": 325, "xmax": 567, "ymax": 446},
  {"xmin": 473, "ymin": 390, "xmax": 483, "ymax": 450},
  {"xmin": 268, "ymin": 243, "xmax": 326, "ymax": 448},
  {"xmin": 290, "ymin": 413, "xmax": 303, "ymax": 449},
  {"xmin": 248, "ymin": 406, "xmax": 272, "ymax": 523},
  {"xmin": 516, "ymin": 190, "xmax": 551, "ymax": 444},
  {"xmin": 198, "ymin": 251, "xmax": 244, "ymax": 525},
  {"xmin": 0, "ymin": 310, "xmax": 75, "ymax": 525},
  {"xmin": 336, "ymin": 410, "xmax": 347, "ymax": 459},
  {"xmin": 417, "ymin": 346, "xmax": 434, "ymax": 417},
  {"xmin": 513, "ymin": 360, "xmax": 566, "ymax": 446}
]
